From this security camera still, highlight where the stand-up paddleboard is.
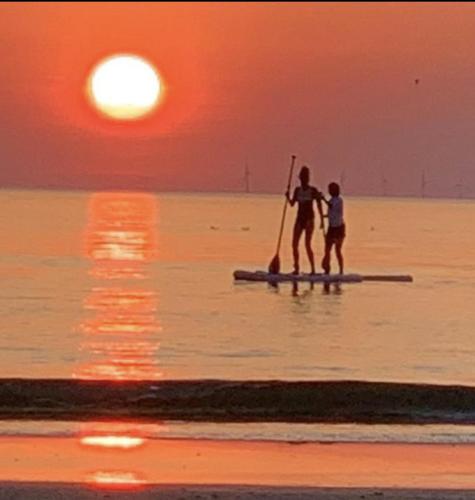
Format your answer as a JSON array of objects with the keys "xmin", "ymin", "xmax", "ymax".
[{"xmin": 233, "ymin": 270, "xmax": 413, "ymax": 284}]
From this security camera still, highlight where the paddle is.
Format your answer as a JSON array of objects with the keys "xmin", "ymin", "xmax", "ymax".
[
  {"xmin": 268, "ymin": 155, "xmax": 297, "ymax": 274},
  {"xmin": 319, "ymin": 193, "xmax": 330, "ymax": 273},
  {"xmin": 320, "ymin": 223, "xmax": 329, "ymax": 274}
]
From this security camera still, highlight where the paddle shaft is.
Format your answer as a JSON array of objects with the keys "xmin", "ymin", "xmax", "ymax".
[{"xmin": 275, "ymin": 155, "xmax": 296, "ymax": 254}]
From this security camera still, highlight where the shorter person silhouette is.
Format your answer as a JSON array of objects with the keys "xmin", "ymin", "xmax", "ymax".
[{"xmin": 321, "ymin": 182, "xmax": 345, "ymax": 275}]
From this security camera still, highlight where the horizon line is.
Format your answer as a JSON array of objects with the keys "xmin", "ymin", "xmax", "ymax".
[{"xmin": 0, "ymin": 185, "xmax": 474, "ymax": 203}]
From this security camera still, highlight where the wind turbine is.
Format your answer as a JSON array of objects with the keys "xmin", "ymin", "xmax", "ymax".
[
  {"xmin": 244, "ymin": 162, "xmax": 251, "ymax": 193},
  {"xmin": 421, "ymin": 170, "xmax": 427, "ymax": 198},
  {"xmin": 455, "ymin": 177, "xmax": 465, "ymax": 199},
  {"xmin": 381, "ymin": 173, "xmax": 388, "ymax": 197},
  {"xmin": 339, "ymin": 169, "xmax": 346, "ymax": 191}
]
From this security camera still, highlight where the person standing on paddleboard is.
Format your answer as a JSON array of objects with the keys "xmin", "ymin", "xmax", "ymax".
[
  {"xmin": 285, "ymin": 166, "xmax": 324, "ymax": 275},
  {"xmin": 321, "ymin": 182, "xmax": 345, "ymax": 275}
]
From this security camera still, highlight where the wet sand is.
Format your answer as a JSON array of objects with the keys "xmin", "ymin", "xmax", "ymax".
[{"xmin": 1, "ymin": 436, "xmax": 475, "ymax": 490}]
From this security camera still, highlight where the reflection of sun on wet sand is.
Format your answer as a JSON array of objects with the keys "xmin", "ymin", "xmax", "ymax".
[
  {"xmin": 73, "ymin": 192, "xmax": 162, "ymax": 487},
  {"xmin": 2, "ymin": 438, "xmax": 475, "ymax": 497},
  {"xmin": 85, "ymin": 471, "xmax": 147, "ymax": 489},
  {"xmin": 81, "ymin": 435, "xmax": 145, "ymax": 449}
]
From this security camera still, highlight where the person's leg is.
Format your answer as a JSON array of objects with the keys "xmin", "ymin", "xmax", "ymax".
[
  {"xmin": 335, "ymin": 239, "xmax": 344, "ymax": 274},
  {"xmin": 304, "ymin": 220, "xmax": 316, "ymax": 274},
  {"xmin": 321, "ymin": 232, "xmax": 333, "ymax": 274},
  {"xmin": 292, "ymin": 222, "xmax": 304, "ymax": 274}
]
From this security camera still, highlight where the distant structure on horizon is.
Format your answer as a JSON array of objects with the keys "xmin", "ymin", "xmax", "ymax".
[
  {"xmin": 381, "ymin": 173, "xmax": 388, "ymax": 197},
  {"xmin": 244, "ymin": 162, "xmax": 251, "ymax": 193},
  {"xmin": 339, "ymin": 170, "xmax": 346, "ymax": 191},
  {"xmin": 455, "ymin": 177, "xmax": 466, "ymax": 199},
  {"xmin": 421, "ymin": 170, "xmax": 427, "ymax": 198}
]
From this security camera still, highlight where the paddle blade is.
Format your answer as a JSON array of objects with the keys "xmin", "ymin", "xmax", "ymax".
[{"xmin": 268, "ymin": 254, "xmax": 280, "ymax": 274}]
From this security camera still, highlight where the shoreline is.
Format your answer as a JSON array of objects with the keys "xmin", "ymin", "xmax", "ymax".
[{"xmin": 5, "ymin": 417, "xmax": 475, "ymax": 446}]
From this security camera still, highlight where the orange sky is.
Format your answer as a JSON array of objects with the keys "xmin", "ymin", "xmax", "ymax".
[{"xmin": 1, "ymin": 2, "xmax": 475, "ymax": 196}]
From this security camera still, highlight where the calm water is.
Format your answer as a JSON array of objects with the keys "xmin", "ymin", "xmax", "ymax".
[{"xmin": 1, "ymin": 189, "xmax": 475, "ymax": 384}]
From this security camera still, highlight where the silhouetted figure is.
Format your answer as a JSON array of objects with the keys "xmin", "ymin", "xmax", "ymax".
[
  {"xmin": 285, "ymin": 166, "xmax": 324, "ymax": 275},
  {"xmin": 321, "ymin": 182, "xmax": 346, "ymax": 275}
]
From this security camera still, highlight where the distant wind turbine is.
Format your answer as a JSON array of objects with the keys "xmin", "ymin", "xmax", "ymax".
[
  {"xmin": 381, "ymin": 173, "xmax": 388, "ymax": 197},
  {"xmin": 455, "ymin": 177, "xmax": 466, "ymax": 199},
  {"xmin": 339, "ymin": 169, "xmax": 346, "ymax": 190},
  {"xmin": 244, "ymin": 162, "xmax": 251, "ymax": 193},
  {"xmin": 421, "ymin": 170, "xmax": 427, "ymax": 198}
]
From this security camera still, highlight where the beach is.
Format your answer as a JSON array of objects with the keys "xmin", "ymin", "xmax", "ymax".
[{"xmin": 0, "ymin": 437, "xmax": 475, "ymax": 493}]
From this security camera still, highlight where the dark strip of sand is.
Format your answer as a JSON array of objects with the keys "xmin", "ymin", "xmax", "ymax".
[
  {"xmin": 1, "ymin": 484, "xmax": 475, "ymax": 499},
  {"xmin": 1, "ymin": 378, "xmax": 475, "ymax": 423}
]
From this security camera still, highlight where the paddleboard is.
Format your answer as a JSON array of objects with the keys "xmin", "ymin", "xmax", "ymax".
[{"xmin": 233, "ymin": 270, "xmax": 413, "ymax": 283}]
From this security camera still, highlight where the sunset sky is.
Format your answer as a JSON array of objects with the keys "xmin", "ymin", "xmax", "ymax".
[{"xmin": 1, "ymin": 2, "xmax": 475, "ymax": 197}]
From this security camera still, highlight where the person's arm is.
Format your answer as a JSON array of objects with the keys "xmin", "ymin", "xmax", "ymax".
[
  {"xmin": 315, "ymin": 189, "xmax": 325, "ymax": 229},
  {"xmin": 320, "ymin": 195, "xmax": 330, "ymax": 207},
  {"xmin": 286, "ymin": 187, "xmax": 298, "ymax": 207},
  {"xmin": 317, "ymin": 187, "xmax": 330, "ymax": 207}
]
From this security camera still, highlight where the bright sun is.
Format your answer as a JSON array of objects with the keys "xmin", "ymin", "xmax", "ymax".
[{"xmin": 88, "ymin": 54, "xmax": 161, "ymax": 120}]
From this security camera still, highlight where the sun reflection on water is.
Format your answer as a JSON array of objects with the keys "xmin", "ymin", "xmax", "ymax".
[
  {"xmin": 84, "ymin": 192, "xmax": 157, "ymax": 280},
  {"xmin": 75, "ymin": 192, "xmax": 161, "ymax": 381},
  {"xmin": 74, "ymin": 192, "xmax": 162, "ymax": 487}
]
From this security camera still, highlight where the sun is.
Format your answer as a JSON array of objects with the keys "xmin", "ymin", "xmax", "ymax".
[{"xmin": 87, "ymin": 54, "xmax": 161, "ymax": 120}]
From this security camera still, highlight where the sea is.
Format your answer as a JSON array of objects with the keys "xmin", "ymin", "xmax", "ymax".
[{"xmin": 1, "ymin": 188, "xmax": 475, "ymax": 445}]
